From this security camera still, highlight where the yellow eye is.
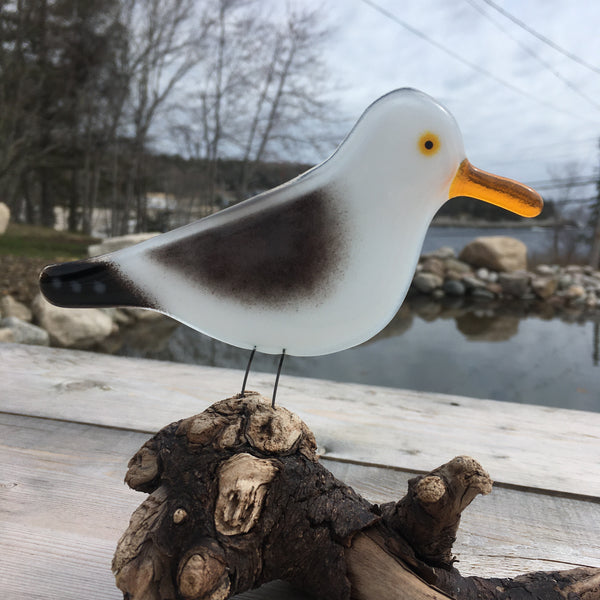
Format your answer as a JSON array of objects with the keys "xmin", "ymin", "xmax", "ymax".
[{"xmin": 419, "ymin": 132, "xmax": 440, "ymax": 156}]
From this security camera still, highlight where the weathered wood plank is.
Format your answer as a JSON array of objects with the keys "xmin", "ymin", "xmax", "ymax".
[
  {"xmin": 1, "ymin": 343, "xmax": 599, "ymax": 496},
  {"xmin": 0, "ymin": 413, "xmax": 309, "ymax": 600},
  {"xmin": 327, "ymin": 461, "xmax": 600, "ymax": 578},
  {"xmin": 0, "ymin": 412, "xmax": 598, "ymax": 600}
]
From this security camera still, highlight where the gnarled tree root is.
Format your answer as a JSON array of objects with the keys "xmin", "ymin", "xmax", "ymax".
[{"xmin": 112, "ymin": 393, "xmax": 600, "ymax": 600}]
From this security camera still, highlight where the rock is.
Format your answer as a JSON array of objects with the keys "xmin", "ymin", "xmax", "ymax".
[
  {"xmin": 531, "ymin": 277, "xmax": 557, "ymax": 299},
  {"xmin": 498, "ymin": 271, "xmax": 530, "ymax": 298},
  {"xmin": 471, "ymin": 287, "xmax": 496, "ymax": 300},
  {"xmin": 535, "ymin": 264, "xmax": 558, "ymax": 277},
  {"xmin": 32, "ymin": 294, "xmax": 115, "ymax": 349},
  {"xmin": 121, "ymin": 307, "xmax": 168, "ymax": 322},
  {"xmin": 459, "ymin": 236, "xmax": 528, "ymax": 272},
  {"xmin": 565, "ymin": 265, "xmax": 583, "ymax": 274},
  {"xmin": 114, "ymin": 314, "xmax": 179, "ymax": 353},
  {"xmin": 558, "ymin": 274, "xmax": 573, "ymax": 290},
  {"xmin": 432, "ymin": 289, "xmax": 445, "ymax": 300},
  {"xmin": 0, "ymin": 316, "xmax": 50, "ymax": 345},
  {"xmin": 443, "ymin": 280, "xmax": 465, "ymax": 296},
  {"xmin": 444, "ymin": 258, "xmax": 471, "ymax": 275},
  {"xmin": 0, "ymin": 328, "xmax": 15, "ymax": 343},
  {"xmin": 88, "ymin": 232, "xmax": 159, "ymax": 257},
  {"xmin": 461, "ymin": 275, "xmax": 486, "ymax": 290},
  {"xmin": 568, "ymin": 295, "xmax": 586, "ymax": 308},
  {"xmin": 412, "ymin": 272, "xmax": 444, "ymax": 294},
  {"xmin": 420, "ymin": 258, "xmax": 445, "ymax": 278},
  {"xmin": 422, "ymin": 246, "xmax": 455, "ymax": 260},
  {"xmin": 565, "ymin": 284, "xmax": 586, "ymax": 300},
  {"xmin": 581, "ymin": 275, "xmax": 600, "ymax": 291},
  {"xmin": 486, "ymin": 282, "xmax": 503, "ymax": 296},
  {"xmin": 101, "ymin": 307, "xmax": 137, "ymax": 326},
  {"xmin": 445, "ymin": 269, "xmax": 463, "ymax": 281},
  {"xmin": 475, "ymin": 267, "xmax": 490, "ymax": 281},
  {"xmin": 0, "ymin": 202, "xmax": 9, "ymax": 234},
  {"xmin": 0, "ymin": 295, "xmax": 32, "ymax": 322}
]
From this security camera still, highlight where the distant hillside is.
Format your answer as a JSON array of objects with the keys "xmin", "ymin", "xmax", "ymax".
[{"xmin": 138, "ymin": 152, "xmax": 558, "ymax": 229}]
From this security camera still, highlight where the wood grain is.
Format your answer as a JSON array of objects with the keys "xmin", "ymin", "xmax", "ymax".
[
  {"xmin": 1, "ymin": 411, "xmax": 598, "ymax": 600},
  {"xmin": 1, "ymin": 344, "xmax": 599, "ymax": 496},
  {"xmin": 1, "ymin": 343, "xmax": 599, "ymax": 599},
  {"xmin": 327, "ymin": 461, "xmax": 600, "ymax": 578}
]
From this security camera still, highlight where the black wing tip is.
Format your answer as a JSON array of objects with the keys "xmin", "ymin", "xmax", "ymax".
[{"xmin": 39, "ymin": 260, "xmax": 153, "ymax": 309}]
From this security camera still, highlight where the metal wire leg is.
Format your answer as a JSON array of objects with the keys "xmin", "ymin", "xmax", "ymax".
[
  {"xmin": 271, "ymin": 350, "xmax": 286, "ymax": 408},
  {"xmin": 241, "ymin": 347, "xmax": 256, "ymax": 397}
]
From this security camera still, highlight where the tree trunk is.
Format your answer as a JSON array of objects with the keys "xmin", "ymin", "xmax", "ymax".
[
  {"xmin": 68, "ymin": 169, "xmax": 79, "ymax": 232},
  {"xmin": 590, "ymin": 216, "xmax": 600, "ymax": 269},
  {"xmin": 113, "ymin": 393, "xmax": 600, "ymax": 600},
  {"xmin": 39, "ymin": 167, "xmax": 54, "ymax": 228}
]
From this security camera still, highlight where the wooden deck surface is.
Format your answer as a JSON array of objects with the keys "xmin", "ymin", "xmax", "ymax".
[{"xmin": 1, "ymin": 343, "xmax": 599, "ymax": 599}]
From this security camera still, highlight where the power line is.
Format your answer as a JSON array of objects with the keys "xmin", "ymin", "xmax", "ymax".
[
  {"xmin": 473, "ymin": 135, "xmax": 599, "ymax": 168},
  {"xmin": 465, "ymin": 0, "xmax": 600, "ymax": 113},
  {"xmin": 527, "ymin": 177, "xmax": 597, "ymax": 191},
  {"xmin": 548, "ymin": 197, "xmax": 596, "ymax": 205},
  {"xmin": 358, "ymin": 0, "xmax": 600, "ymax": 124},
  {"xmin": 478, "ymin": 0, "xmax": 600, "ymax": 77}
]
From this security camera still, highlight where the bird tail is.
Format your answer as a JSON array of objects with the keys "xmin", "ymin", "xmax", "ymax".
[{"xmin": 39, "ymin": 259, "xmax": 152, "ymax": 309}]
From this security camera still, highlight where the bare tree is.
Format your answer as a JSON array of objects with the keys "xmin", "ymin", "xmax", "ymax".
[
  {"xmin": 0, "ymin": 0, "xmax": 337, "ymax": 235},
  {"xmin": 235, "ymin": 6, "xmax": 337, "ymax": 200},
  {"xmin": 172, "ymin": 0, "xmax": 339, "ymax": 212},
  {"xmin": 546, "ymin": 162, "xmax": 590, "ymax": 264},
  {"xmin": 117, "ymin": 0, "xmax": 208, "ymax": 234},
  {"xmin": 0, "ymin": 0, "xmax": 130, "ymax": 231},
  {"xmin": 0, "ymin": 1, "xmax": 36, "ymax": 213}
]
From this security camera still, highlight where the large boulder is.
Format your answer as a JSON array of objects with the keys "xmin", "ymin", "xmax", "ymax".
[
  {"xmin": 459, "ymin": 236, "xmax": 528, "ymax": 272},
  {"xmin": 0, "ymin": 202, "xmax": 10, "ymax": 234},
  {"xmin": 32, "ymin": 293, "xmax": 115, "ymax": 349},
  {"xmin": 0, "ymin": 295, "xmax": 32, "ymax": 322},
  {"xmin": 88, "ymin": 232, "xmax": 159, "ymax": 257}
]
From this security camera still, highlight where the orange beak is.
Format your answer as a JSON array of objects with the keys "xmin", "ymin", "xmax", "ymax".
[{"xmin": 449, "ymin": 159, "xmax": 543, "ymax": 218}]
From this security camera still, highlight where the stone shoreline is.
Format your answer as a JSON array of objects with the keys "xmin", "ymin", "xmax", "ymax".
[
  {"xmin": 1, "ymin": 236, "xmax": 599, "ymax": 353},
  {"xmin": 412, "ymin": 245, "xmax": 600, "ymax": 313}
]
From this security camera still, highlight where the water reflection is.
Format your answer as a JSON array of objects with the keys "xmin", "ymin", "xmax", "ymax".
[{"xmin": 113, "ymin": 297, "xmax": 600, "ymax": 413}]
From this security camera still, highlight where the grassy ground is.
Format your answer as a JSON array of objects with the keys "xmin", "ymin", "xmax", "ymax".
[
  {"xmin": 0, "ymin": 223, "xmax": 98, "ymax": 305},
  {"xmin": 0, "ymin": 223, "xmax": 98, "ymax": 259}
]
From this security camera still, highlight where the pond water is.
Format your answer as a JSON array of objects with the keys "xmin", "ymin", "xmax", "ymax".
[
  {"xmin": 117, "ymin": 300, "xmax": 600, "ymax": 414},
  {"xmin": 114, "ymin": 227, "xmax": 599, "ymax": 414}
]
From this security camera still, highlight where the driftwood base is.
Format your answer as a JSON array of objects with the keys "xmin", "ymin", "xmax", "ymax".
[{"xmin": 112, "ymin": 393, "xmax": 600, "ymax": 600}]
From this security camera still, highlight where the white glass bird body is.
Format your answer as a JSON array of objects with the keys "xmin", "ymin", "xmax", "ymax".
[{"xmin": 40, "ymin": 89, "xmax": 542, "ymax": 356}]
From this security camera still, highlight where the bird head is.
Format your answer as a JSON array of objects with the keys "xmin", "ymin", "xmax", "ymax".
[{"xmin": 343, "ymin": 88, "xmax": 543, "ymax": 219}]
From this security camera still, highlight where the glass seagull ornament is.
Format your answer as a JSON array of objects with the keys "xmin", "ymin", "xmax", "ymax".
[{"xmin": 40, "ymin": 89, "xmax": 542, "ymax": 359}]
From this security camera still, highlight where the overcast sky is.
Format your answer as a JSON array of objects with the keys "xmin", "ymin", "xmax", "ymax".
[{"xmin": 313, "ymin": 0, "xmax": 600, "ymax": 202}]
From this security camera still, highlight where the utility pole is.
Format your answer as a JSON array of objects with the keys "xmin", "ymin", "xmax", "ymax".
[{"xmin": 589, "ymin": 139, "xmax": 600, "ymax": 268}]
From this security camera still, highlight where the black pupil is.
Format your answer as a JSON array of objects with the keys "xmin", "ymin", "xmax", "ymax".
[{"xmin": 424, "ymin": 140, "xmax": 434, "ymax": 150}]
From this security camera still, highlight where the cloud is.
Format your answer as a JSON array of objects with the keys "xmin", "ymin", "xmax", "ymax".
[{"xmin": 317, "ymin": 0, "xmax": 600, "ymax": 190}]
